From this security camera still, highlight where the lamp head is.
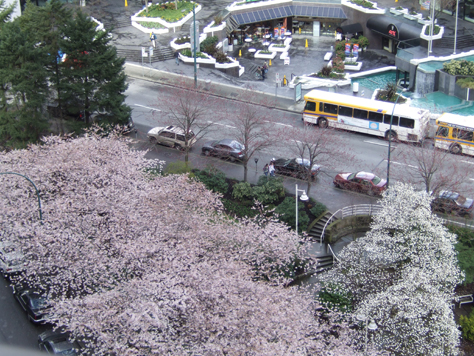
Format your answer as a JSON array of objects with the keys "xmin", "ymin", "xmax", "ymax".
[{"xmin": 300, "ymin": 191, "xmax": 309, "ymax": 201}]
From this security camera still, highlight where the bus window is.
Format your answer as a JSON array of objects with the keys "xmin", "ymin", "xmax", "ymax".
[
  {"xmin": 323, "ymin": 103, "xmax": 338, "ymax": 114},
  {"xmin": 436, "ymin": 126, "xmax": 449, "ymax": 137},
  {"xmin": 399, "ymin": 117, "xmax": 415, "ymax": 128},
  {"xmin": 460, "ymin": 130, "xmax": 474, "ymax": 141},
  {"xmin": 368, "ymin": 111, "xmax": 383, "ymax": 123},
  {"xmin": 305, "ymin": 101, "xmax": 316, "ymax": 111},
  {"xmin": 339, "ymin": 106, "xmax": 353, "ymax": 117},
  {"xmin": 384, "ymin": 115, "xmax": 399, "ymax": 126},
  {"xmin": 354, "ymin": 109, "xmax": 368, "ymax": 120}
]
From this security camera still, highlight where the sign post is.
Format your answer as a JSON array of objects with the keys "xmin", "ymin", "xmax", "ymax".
[
  {"xmin": 141, "ymin": 47, "xmax": 147, "ymax": 76},
  {"xmin": 295, "ymin": 82, "xmax": 302, "ymax": 102},
  {"xmin": 275, "ymin": 72, "xmax": 280, "ymax": 98},
  {"xmin": 149, "ymin": 46, "xmax": 153, "ymax": 66}
]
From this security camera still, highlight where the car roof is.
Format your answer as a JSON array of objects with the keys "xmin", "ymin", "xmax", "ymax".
[
  {"xmin": 439, "ymin": 191, "xmax": 460, "ymax": 199},
  {"xmin": 355, "ymin": 172, "xmax": 376, "ymax": 180},
  {"xmin": 217, "ymin": 138, "xmax": 236, "ymax": 145}
]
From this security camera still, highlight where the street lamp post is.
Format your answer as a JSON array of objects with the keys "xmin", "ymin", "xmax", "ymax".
[
  {"xmin": 454, "ymin": 0, "xmax": 460, "ymax": 54},
  {"xmin": 0, "ymin": 172, "xmax": 43, "ymax": 222},
  {"xmin": 193, "ymin": 4, "xmax": 197, "ymax": 89},
  {"xmin": 357, "ymin": 315, "xmax": 378, "ymax": 356},
  {"xmin": 295, "ymin": 184, "xmax": 309, "ymax": 235},
  {"xmin": 386, "ymin": 92, "xmax": 401, "ymax": 188}
]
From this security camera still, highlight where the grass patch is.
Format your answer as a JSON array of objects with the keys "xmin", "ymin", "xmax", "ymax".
[
  {"xmin": 137, "ymin": 21, "xmax": 164, "ymax": 29},
  {"xmin": 137, "ymin": 1, "xmax": 196, "ymax": 22}
]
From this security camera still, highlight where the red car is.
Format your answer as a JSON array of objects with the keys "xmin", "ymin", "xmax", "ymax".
[{"xmin": 333, "ymin": 171, "xmax": 387, "ymax": 196}]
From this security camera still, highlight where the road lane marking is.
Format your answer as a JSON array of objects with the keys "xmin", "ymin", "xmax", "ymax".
[
  {"xmin": 462, "ymin": 160, "xmax": 474, "ymax": 165},
  {"xmin": 364, "ymin": 140, "xmax": 397, "ymax": 148},
  {"xmin": 384, "ymin": 159, "xmax": 417, "ymax": 169},
  {"xmin": 264, "ymin": 120, "xmax": 293, "ymax": 127},
  {"xmin": 207, "ymin": 121, "xmax": 236, "ymax": 129},
  {"xmin": 134, "ymin": 104, "xmax": 161, "ymax": 111}
]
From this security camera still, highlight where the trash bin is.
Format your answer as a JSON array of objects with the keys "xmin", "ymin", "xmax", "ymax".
[{"xmin": 353, "ymin": 82, "xmax": 359, "ymax": 93}]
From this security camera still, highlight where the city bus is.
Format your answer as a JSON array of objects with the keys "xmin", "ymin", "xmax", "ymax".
[
  {"xmin": 434, "ymin": 113, "xmax": 474, "ymax": 155},
  {"xmin": 302, "ymin": 90, "xmax": 430, "ymax": 142}
]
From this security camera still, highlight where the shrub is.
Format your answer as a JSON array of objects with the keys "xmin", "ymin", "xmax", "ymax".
[
  {"xmin": 274, "ymin": 197, "xmax": 309, "ymax": 232},
  {"xmin": 310, "ymin": 201, "xmax": 327, "ymax": 218},
  {"xmin": 317, "ymin": 283, "xmax": 353, "ymax": 314},
  {"xmin": 447, "ymin": 224, "xmax": 474, "ymax": 284},
  {"xmin": 460, "ymin": 311, "xmax": 474, "ymax": 342},
  {"xmin": 332, "ymin": 56, "xmax": 345, "ymax": 73},
  {"xmin": 424, "ymin": 24, "xmax": 441, "ymax": 36},
  {"xmin": 180, "ymin": 49, "xmax": 208, "ymax": 59},
  {"xmin": 357, "ymin": 35, "xmax": 369, "ymax": 49},
  {"xmin": 253, "ymin": 176, "xmax": 285, "ymax": 205},
  {"xmin": 350, "ymin": 0, "xmax": 374, "ymax": 9},
  {"xmin": 213, "ymin": 15, "xmax": 223, "ymax": 26},
  {"xmin": 164, "ymin": 161, "xmax": 192, "ymax": 175},
  {"xmin": 335, "ymin": 41, "xmax": 345, "ymax": 52},
  {"xmin": 457, "ymin": 77, "xmax": 474, "ymax": 89},
  {"xmin": 444, "ymin": 59, "xmax": 474, "ymax": 76},
  {"xmin": 259, "ymin": 50, "xmax": 272, "ymax": 54},
  {"xmin": 193, "ymin": 166, "xmax": 228, "ymax": 194},
  {"xmin": 232, "ymin": 182, "xmax": 254, "ymax": 201},
  {"xmin": 222, "ymin": 199, "xmax": 258, "ymax": 218},
  {"xmin": 214, "ymin": 51, "xmax": 230, "ymax": 63},
  {"xmin": 200, "ymin": 35, "xmax": 218, "ymax": 55},
  {"xmin": 319, "ymin": 65, "xmax": 332, "ymax": 77}
]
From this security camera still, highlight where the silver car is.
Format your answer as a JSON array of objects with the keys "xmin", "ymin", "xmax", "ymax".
[{"xmin": 147, "ymin": 125, "xmax": 196, "ymax": 150}]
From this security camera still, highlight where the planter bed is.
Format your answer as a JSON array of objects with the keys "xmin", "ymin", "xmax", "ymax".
[
  {"xmin": 268, "ymin": 43, "xmax": 290, "ymax": 52},
  {"xmin": 389, "ymin": 7, "xmax": 408, "ymax": 15},
  {"xmin": 420, "ymin": 24, "xmax": 444, "ymax": 40},
  {"xmin": 203, "ymin": 21, "xmax": 226, "ymax": 34},
  {"xmin": 254, "ymin": 50, "xmax": 277, "ymax": 59},
  {"xmin": 179, "ymin": 52, "xmax": 216, "ymax": 65},
  {"xmin": 131, "ymin": 2, "xmax": 202, "ymax": 34},
  {"xmin": 344, "ymin": 62, "xmax": 363, "ymax": 71},
  {"xmin": 404, "ymin": 12, "xmax": 423, "ymax": 20},
  {"xmin": 170, "ymin": 33, "xmax": 207, "ymax": 51}
]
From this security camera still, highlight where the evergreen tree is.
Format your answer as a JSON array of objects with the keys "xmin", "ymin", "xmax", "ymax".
[
  {"xmin": 0, "ymin": 20, "xmax": 49, "ymax": 149},
  {"xmin": 0, "ymin": 0, "xmax": 15, "ymax": 26},
  {"xmin": 17, "ymin": 0, "xmax": 72, "ymax": 133},
  {"xmin": 59, "ymin": 11, "xmax": 131, "ymax": 126}
]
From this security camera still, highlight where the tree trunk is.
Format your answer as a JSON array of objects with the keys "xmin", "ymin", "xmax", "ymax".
[{"xmin": 243, "ymin": 162, "xmax": 248, "ymax": 182}]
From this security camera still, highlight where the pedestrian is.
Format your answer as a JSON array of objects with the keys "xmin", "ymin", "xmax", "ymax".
[
  {"xmin": 269, "ymin": 161, "xmax": 275, "ymax": 177},
  {"xmin": 261, "ymin": 66, "xmax": 265, "ymax": 81},
  {"xmin": 256, "ymin": 66, "xmax": 262, "ymax": 79},
  {"xmin": 263, "ymin": 163, "xmax": 269, "ymax": 177},
  {"xmin": 263, "ymin": 61, "xmax": 268, "ymax": 73},
  {"xmin": 150, "ymin": 32, "xmax": 156, "ymax": 48},
  {"xmin": 175, "ymin": 51, "xmax": 180, "ymax": 65}
]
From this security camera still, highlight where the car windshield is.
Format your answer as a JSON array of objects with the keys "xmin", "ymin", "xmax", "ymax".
[
  {"xmin": 455, "ymin": 195, "xmax": 467, "ymax": 205},
  {"xmin": 230, "ymin": 141, "xmax": 243, "ymax": 150},
  {"xmin": 30, "ymin": 296, "xmax": 48, "ymax": 310},
  {"xmin": 372, "ymin": 176, "xmax": 382, "ymax": 185},
  {"xmin": 347, "ymin": 173, "xmax": 356, "ymax": 180}
]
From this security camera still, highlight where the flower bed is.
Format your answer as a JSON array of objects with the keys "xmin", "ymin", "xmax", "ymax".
[
  {"xmin": 269, "ymin": 43, "xmax": 290, "ymax": 52},
  {"xmin": 215, "ymin": 57, "xmax": 240, "ymax": 69},
  {"xmin": 341, "ymin": 0, "xmax": 384, "ymax": 13},
  {"xmin": 131, "ymin": 1, "xmax": 201, "ymax": 34},
  {"xmin": 404, "ymin": 11, "xmax": 423, "ymax": 20},
  {"xmin": 389, "ymin": 6, "xmax": 408, "ymax": 15},
  {"xmin": 254, "ymin": 50, "xmax": 277, "ymax": 59},
  {"xmin": 179, "ymin": 51, "xmax": 216, "ymax": 64}
]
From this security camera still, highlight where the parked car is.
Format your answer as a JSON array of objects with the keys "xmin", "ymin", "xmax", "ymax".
[
  {"xmin": 147, "ymin": 125, "xmax": 196, "ymax": 150},
  {"xmin": 431, "ymin": 191, "xmax": 474, "ymax": 216},
  {"xmin": 333, "ymin": 171, "xmax": 387, "ymax": 196},
  {"xmin": 273, "ymin": 157, "xmax": 321, "ymax": 180},
  {"xmin": 201, "ymin": 139, "xmax": 245, "ymax": 162},
  {"xmin": 0, "ymin": 250, "xmax": 25, "ymax": 278},
  {"xmin": 38, "ymin": 330, "xmax": 81, "ymax": 355},
  {"xmin": 14, "ymin": 287, "xmax": 51, "ymax": 324}
]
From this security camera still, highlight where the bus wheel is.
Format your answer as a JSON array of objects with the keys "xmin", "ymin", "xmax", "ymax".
[
  {"xmin": 318, "ymin": 118, "xmax": 328, "ymax": 128},
  {"xmin": 385, "ymin": 131, "xmax": 397, "ymax": 141},
  {"xmin": 449, "ymin": 144, "xmax": 462, "ymax": 154}
]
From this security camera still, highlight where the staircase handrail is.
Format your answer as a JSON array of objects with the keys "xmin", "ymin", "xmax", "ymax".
[
  {"xmin": 320, "ymin": 203, "xmax": 382, "ymax": 263},
  {"xmin": 327, "ymin": 244, "xmax": 341, "ymax": 264}
]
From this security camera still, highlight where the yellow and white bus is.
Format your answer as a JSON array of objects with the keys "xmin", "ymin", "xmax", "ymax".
[
  {"xmin": 302, "ymin": 90, "xmax": 430, "ymax": 142},
  {"xmin": 435, "ymin": 113, "xmax": 474, "ymax": 155}
]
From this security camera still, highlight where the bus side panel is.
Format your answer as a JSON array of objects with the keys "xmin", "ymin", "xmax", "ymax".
[{"xmin": 303, "ymin": 112, "xmax": 319, "ymax": 124}]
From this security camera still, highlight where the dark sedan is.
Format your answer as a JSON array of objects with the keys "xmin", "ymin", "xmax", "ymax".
[
  {"xmin": 38, "ymin": 330, "xmax": 81, "ymax": 355},
  {"xmin": 201, "ymin": 139, "xmax": 245, "ymax": 162},
  {"xmin": 14, "ymin": 287, "xmax": 50, "ymax": 324},
  {"xmin": 431, "ymin": 191, "xmax": 474, "ymax": 216},
  {"xmin": 273, "ymin": 158, "xmax": 321, "ymax": 180},
  {"xmin": 333, "ymin": 171, "xmax": 387, "ymax": 196}
]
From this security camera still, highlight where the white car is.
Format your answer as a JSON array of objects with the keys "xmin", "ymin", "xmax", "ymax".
[
  {"xmin": 0, "ymin": 250, "xmax": 25, "ymax": 278},
  {"xmin": 147, "ymin": 125, "xmax": 196, "ymax": 150}
]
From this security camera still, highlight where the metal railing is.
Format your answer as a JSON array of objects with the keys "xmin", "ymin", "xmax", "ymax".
[{"xmin": 320, "ymin": 204, "xmax": 382, "ymax": 262}]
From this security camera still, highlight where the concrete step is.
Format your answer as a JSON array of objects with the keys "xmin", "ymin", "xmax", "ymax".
[
  {"xmin": 116, "ymin": 46, "xmax": 174, "ymax": 63},
  {"xmin": 307, "ymin": 211, "xmax": 337, "ymax": 243},
  {"xmin": 435, "ymin": 34, "xmax": 474, "ymax": 49},
  {"xmin": 315, "ymin": 255, "xmax": 334, "ymax": 273}
]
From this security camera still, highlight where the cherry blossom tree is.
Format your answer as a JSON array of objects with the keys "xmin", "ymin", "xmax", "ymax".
[
  {"xmin": 321, "ymin": 183, "xmax": 463, "ymax": 355},
  {"xmin": 0, "ymin": 130, "xmax": 362, "ymax": 355},
  {"xmin": 152, "ymin": 78, "xmax": 221, "ymax": 164}
]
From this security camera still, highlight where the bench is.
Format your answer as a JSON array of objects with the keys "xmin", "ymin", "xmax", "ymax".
[
  {"xmin": 324, "ymin": 52, "xmax": 333, "ymax": 61},
  {"xmin": 455, "ymin": 294, "xmax": 474, "ymax": 308}
]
